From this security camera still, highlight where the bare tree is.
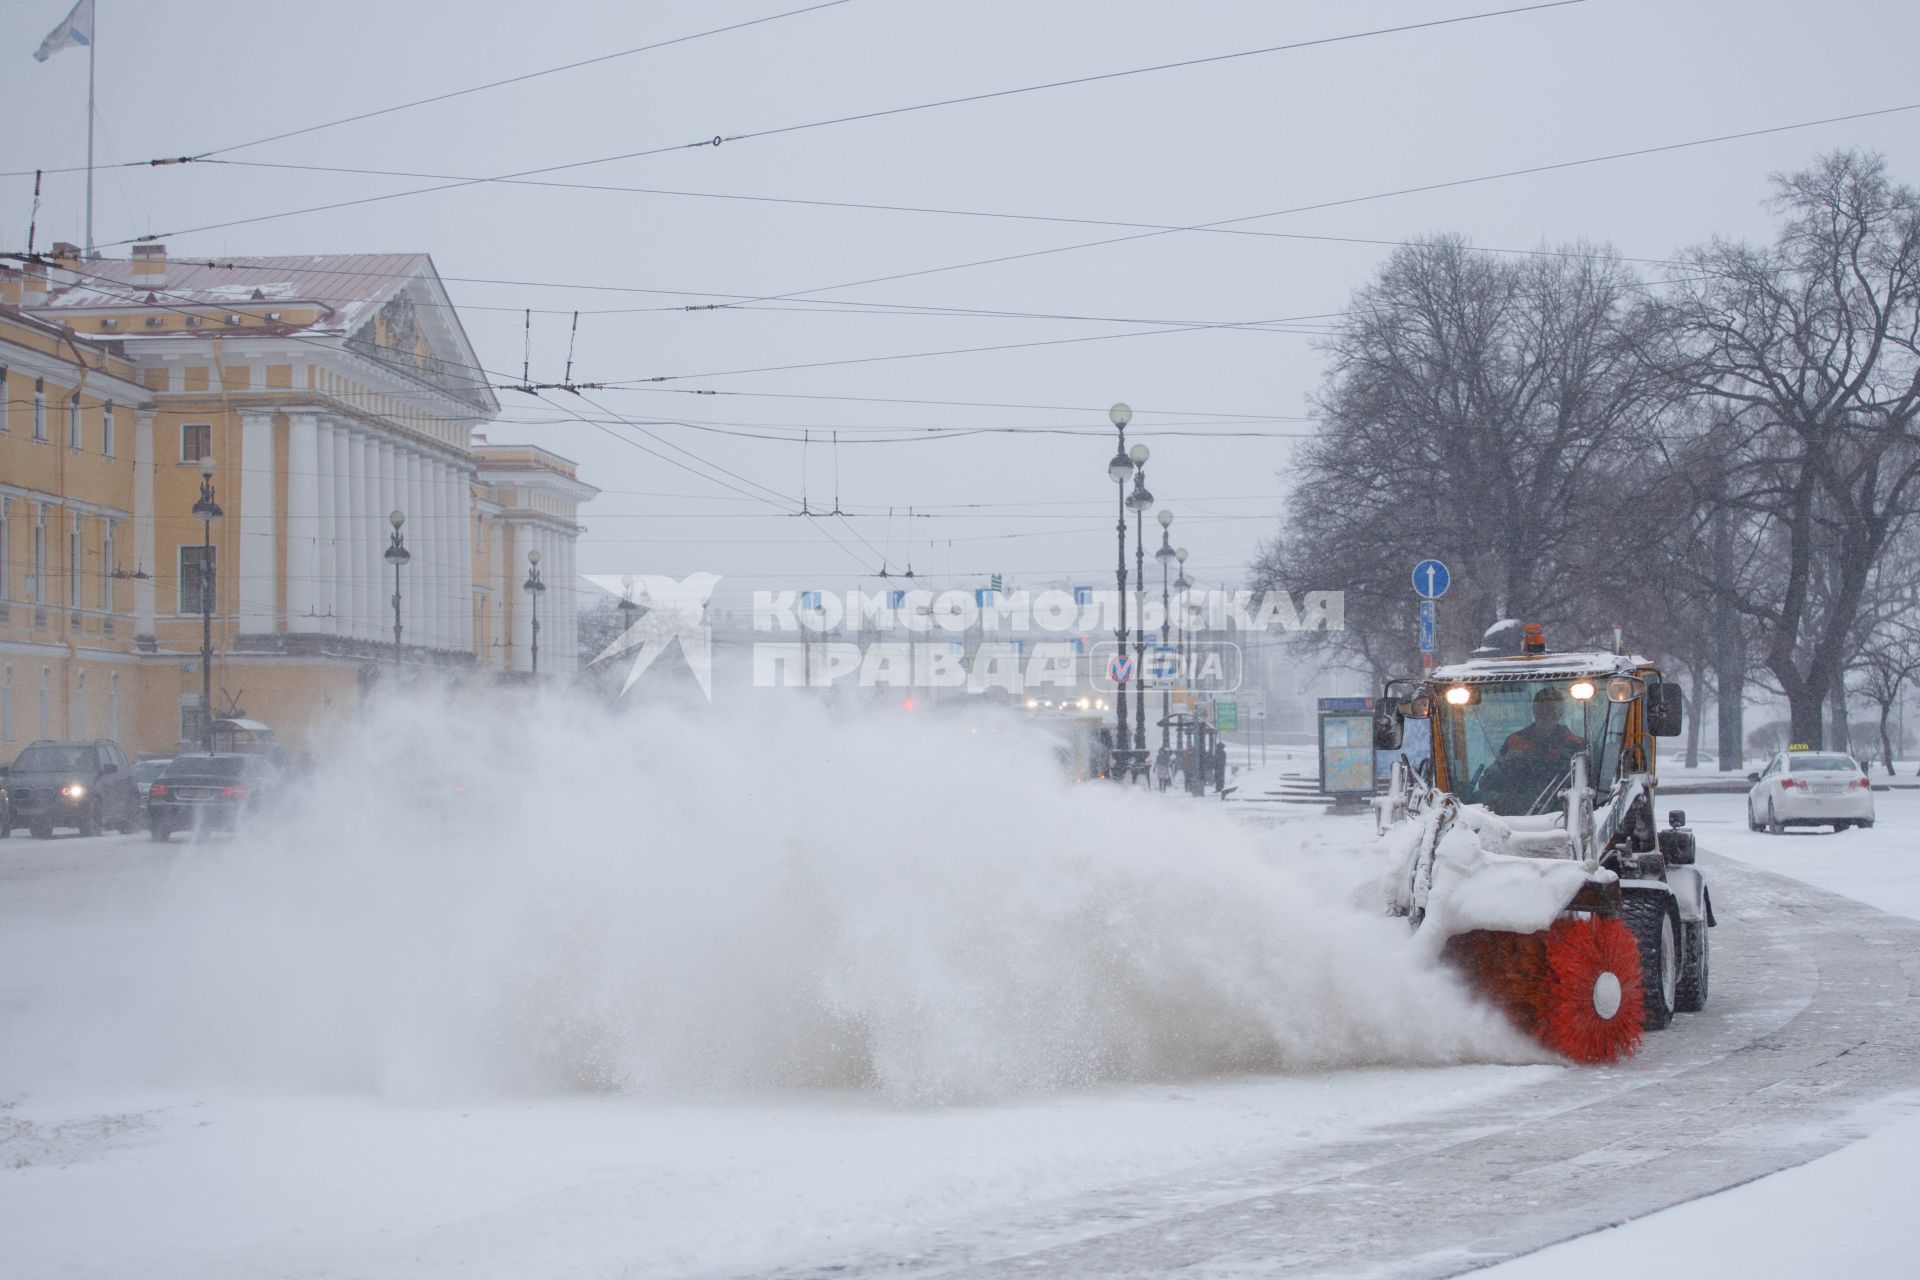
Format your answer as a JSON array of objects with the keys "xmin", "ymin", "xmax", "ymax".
[
  {"xmin": 1656, "ymin": 151, "xmax": 1920, "ymax": 749},
  {"xmin": 1253, "ymin": 236, "xmax": 1676, "ymax": 680}
]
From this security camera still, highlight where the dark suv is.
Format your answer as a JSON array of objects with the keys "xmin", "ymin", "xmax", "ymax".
[
  {"xmin": 3, "ymin": 740, "xmax": 144, "ymax": 838},
  {"xmin": 146, "ymin": 753, "xmax": 280, "ymax": 841}
]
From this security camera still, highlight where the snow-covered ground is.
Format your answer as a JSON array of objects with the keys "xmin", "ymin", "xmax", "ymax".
[{"xmin": 4, "ymin": 697, "xmax": 1918, "ymax": 1277}]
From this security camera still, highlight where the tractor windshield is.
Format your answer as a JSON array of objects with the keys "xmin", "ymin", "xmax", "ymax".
[{"xmin": 1436, "ymin": 678, "xmax": 1625, "ymax": 815}]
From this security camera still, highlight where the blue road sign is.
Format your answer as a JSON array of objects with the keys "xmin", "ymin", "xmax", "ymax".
[
  {"xmin": 1149, "ymin": 645, "xmax": 1180, "ymax": 681},
  {"xmin": 1108, "ymin": 653, "xmax": 1136, "ymax": 685},
  {"xmin": 887, "ymin": 590, "xmax": 906, "ymax": 609},
  {"xmin": 1074, "ymin": 585, "xmax": 1095, "ymax": 606},
  {"xmin": 1418, "ymin": 599, "xmax": 1436, "ymax": 652},
  {"xmin": 800, "ymin": 590, "xmax": 823, "ymax": 611},
  {"xmin": 1412, "ymin": 559, "xmax": 1450, "ymax": 599}
]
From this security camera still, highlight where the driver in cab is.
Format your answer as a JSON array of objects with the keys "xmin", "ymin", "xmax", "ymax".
[
  {"xmin": 1502, "ymin": 687, "xmax": 1583, "ymax": 770},
  {"xmin": 1481, "ymin": 687, "xmax": 1584, "ymax": 810}
]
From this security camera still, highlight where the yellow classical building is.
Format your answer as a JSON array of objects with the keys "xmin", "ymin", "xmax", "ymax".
[{"xmin": 1, "ymin": 244, "xmax": 595, "ymax": 757}]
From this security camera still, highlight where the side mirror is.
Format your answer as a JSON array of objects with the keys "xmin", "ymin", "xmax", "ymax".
[
  {"xmin": 1746, "ymin": 772, "xmax": 1761, "ymax": 784},
  {"xmin": 1646, "ymin": 682, "xmax": 1684, "ymax": 737},
  {"xmin": 1373, "ymin": 707, "xmax": 1403, "ymax": 752},
  {"xmin": 1667, "ymin": 809, "xmax": 1686, "ymax": 828}
]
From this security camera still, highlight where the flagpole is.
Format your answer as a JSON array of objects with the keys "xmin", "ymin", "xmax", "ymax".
[{"xmin": 84, "ymin": 9, "xmax": 95, "ymax": 256}]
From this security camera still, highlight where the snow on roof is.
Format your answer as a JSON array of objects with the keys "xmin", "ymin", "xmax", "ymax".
[
  {"xmin": 36, "ymin": 252, "xmax": 429, "ymax": 332},
  {"xmin": 1429, "ymin": 652, "xmax": 1647, "ymax": 682}
]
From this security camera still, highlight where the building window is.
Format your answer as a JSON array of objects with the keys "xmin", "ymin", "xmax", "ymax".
[
  {"xmin": 102, "ymin": 520, "xmax": 116, "ymax": 610},
  {"xmin": 103, "ymin": 400, "xmax": 115, "ymax": 458},
  {"xmin": 33, "ymin": 378, "xmax": 46, "ymax": 441},
  {"xmin": 181, "ymin": 702, "xmax": 206, "ymax": 747},
  {"xmin": 70, "ymin": 515, "xmax": 81, "ymax": 609},
  {"xmin": 69, "ymin": 395, "xmax": 82, "ymax": 450},
  {"xmin": 32, "ymin": 509, "xmax": 46, "ymax": 603},
  {"xmin": 179, "ymin": 544, "xmax": 214, "ymax": 615},
  {"xmin": 181, "ymin": 423, "xmax": 210, "ymax": 463}
]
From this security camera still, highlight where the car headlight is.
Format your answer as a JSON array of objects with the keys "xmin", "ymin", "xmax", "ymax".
[{"xmin": 62, "ymin": 783, "xmax": 87, "ymax": 799}]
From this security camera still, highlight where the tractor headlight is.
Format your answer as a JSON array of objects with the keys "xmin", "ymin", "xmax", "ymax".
[
  {"xmin": 1568, "ymin": 680, "xmax": 1597, "ymax": 701},
  {"xmin": 1444, "ymin": 685, "xmax": 1473, "ymax": 706}
]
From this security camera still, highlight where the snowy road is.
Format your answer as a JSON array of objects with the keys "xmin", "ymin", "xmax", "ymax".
[{"xmin": 3, "ymin": 784, "xmax": 1918, "ymax": 1278}]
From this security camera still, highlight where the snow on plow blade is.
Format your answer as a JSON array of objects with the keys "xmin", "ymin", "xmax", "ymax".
[{"xmin": 1387, "ymin": 801, "xmax": 1644, "ymax": 1064}]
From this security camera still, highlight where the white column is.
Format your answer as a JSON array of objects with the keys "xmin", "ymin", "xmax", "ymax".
[
  {"xmin": 455, "ymin": 466, "xmax": 474, "ymax": 654},
  {"xmin": 404, "ymin": 449, "xmax": 425, "ymax": 649},
  {"xmin": 286, "ymin": 412, "xmax": 319, "ymax": 633},
  {"xmin": 331, "ymin": 423, "xmax": 352, "ymax": 637},
  {"xmin": 560, "ymin": 530, "xmax": 577, "ymax": 674},
  {"xmin": 315, "ymin": 419, "xmax": 337, "ymax": 635},
  {"xmin": 491, "ymin": 519, "xmax": 507, "ymax": 669},
  {"xmin": 539, "ymin": 527, "xmax": 557, "ymax": 675},
  {"xmin": 422, "ymin": 455, "xmax": 443, "ymax": 650},
  {"xmin": 133, "ymin": 409, "xmax": 155, "ymax": 636},
  {"xmin": 349, "ymin": 429, "xmax": 371, "ymax": 641},
  {"xmin": 237, "ymin": 410, "xmax": 278, "ymax": 633},
  {"xmin": 440, "ymin": 460, "xmax": 459, "ymax": 650}
]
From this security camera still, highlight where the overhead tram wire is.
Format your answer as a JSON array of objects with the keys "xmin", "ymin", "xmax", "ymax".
[
  {"xmin": 186, "ymin": 158, "xmax": 1675, "ymax": 272},
  {"xmin": 683, "ymin": 102, "xmax": 1920, "ymax": 314},
  {"xmin": 0, "ymin": 1, "xmax": 857, "ymax": 180},
  {"xmin": 81, "ymin": 2, "xmax": 1590, "ymax": 247}
]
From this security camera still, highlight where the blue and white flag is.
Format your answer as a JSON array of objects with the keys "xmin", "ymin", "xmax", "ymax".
[{"xmin": 34, "ymin": 0, "xmax": 94, "ymax": 62}]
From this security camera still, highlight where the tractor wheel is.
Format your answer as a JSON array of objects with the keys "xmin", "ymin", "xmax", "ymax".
[
  {"xmin": 1766, "ymin": 801, "xmax": 1785, "ymax": 835},
  {"xmin": 1675, "ymin": 918, "xmax": 1710, "ymax": 1013},
  {"xmin": 1623, "ymin": 892, "xmax": 1680, "ymax": 1031}
]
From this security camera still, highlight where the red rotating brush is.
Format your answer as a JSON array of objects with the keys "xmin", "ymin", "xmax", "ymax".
[
  {"xmin": 1533, "ymin": 916, "xmax": 1645, "ymax": 1064},
  {"xmin": 1445, "ymin": 916, "xmax": 1645, "ymax": 1064}
]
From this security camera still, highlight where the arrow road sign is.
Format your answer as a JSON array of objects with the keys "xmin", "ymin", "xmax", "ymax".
[{"xmin": 1412, "ymin": 559, "xmax": 1450, "ymax": 599}]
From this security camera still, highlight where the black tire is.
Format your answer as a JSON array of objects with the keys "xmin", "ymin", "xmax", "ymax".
[
  {"xmin": 78, "ymin": 801, "xmax": 102, "ymax": 838},
  {"xmin": 1675, "ymin": 918, "xmax": 1710, "ymax": 1012},
  {"xmin": 148, "ymin": 824, "xmax": 171, "ymax": 843},
  {"xmin": 1766, "ymin": 801, "xmax": 1784, "ymax": 835},
  {"xmin": 1623, "ymin": 892, "xmax": 1680, "ymax": 1031},
  {"xmin": 1747, "ymin": 802, "xmax": 1760, "ymax": 832},
  {"xmin": 30, "ymin": 822, "xmax": 53, "ymax": 840}
]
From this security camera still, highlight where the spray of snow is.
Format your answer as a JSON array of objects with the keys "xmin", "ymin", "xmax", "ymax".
[{"xmin": 5, "ymin": 690, "xmax": 1540, "ymax": 1103}]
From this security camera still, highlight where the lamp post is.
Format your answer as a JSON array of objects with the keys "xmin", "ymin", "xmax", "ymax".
[
  {"xmin": 190, "ymin": 458, "xmax": 222, "ymax": 754},
  {"xmin": 1156, "ymin": 510, "xmax": 1175, "ymax": 755},
  {"xmin": 384, "ymin": 510, "xmax": 410, "ymax": 673},
  {"xmin": 1167, "ymin": 552, "xmax": 1182, "ymax": 790},
  {"xmin": 1127, "ymin": 444, "xmax": 1153, "ymax": 768},
  {"xmin": 1106, "ymin": 402, "xmax": 1135, "ymax": 781},
  {"xmin": 523, "ymin": 548, "xmax": 546, "ymax": 676}
]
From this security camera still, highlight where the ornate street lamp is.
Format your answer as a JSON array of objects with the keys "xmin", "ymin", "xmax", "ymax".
[
  {"xmin": 1127, "ymin": 443, "xmax": 1153, "ymax": 769},
  {"xmin": 1156, "ymin": 510, "xmax": 1176, "ymax": 756},
  {"xmin": 1176, "ymin": 549, "xmax": 1196, "ymax": 793},
  {"xmin": 523, "ymin": 548, "xmax": 546, "ymax": 676},
  {"xmin": 384, "ymin": 510, "xmax": 410, "ymax": 672},
  {"xmin": 190, "ymin": 458, "xmax": 222, "ymax": 754},
  {"xmin": 1107, "ymin": 402, "xmax": 1135, "ymax": 781}
]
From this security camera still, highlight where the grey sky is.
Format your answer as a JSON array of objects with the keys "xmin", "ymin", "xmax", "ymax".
[{"xmin": 7, "ymin": 0, "xmax": 1919, "ymax": 613}]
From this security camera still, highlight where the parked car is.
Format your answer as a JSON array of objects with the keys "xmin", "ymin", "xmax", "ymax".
[
  {"xmin": 1746, "ymin": 749, "xmax": 1875, "ymax": 833},
  {"xmin": 3, "ymin": 740, "xmax": 145, "ymax": 838},
  {"xmin": 146, "ymin": 753, "xmax": 280, "ymax": 841}
]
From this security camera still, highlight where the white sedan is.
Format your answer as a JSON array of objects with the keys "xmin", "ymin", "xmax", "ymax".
[{"xmin": 1746, "ymin": 751, "xmax": 1876, "ymax": 833}]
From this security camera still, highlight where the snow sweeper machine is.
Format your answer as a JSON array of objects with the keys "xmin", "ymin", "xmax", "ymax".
[{"xmin": 1372, "ymin": 624, "xmax": 1714, "ymax": 1064}]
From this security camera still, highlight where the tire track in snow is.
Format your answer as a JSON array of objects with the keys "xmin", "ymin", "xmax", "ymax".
[{"xmin": 749, "ymin": 850, "xmax": 1920, "ymax": 1278}]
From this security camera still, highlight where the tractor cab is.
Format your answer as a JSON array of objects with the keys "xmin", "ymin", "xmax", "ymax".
[{"xmin": 1375, "ymin": 628, "xmax": 1684, "ymax": 826}]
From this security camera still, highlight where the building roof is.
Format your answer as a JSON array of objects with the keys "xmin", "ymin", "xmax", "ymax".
[{"xmin": 36, "ymin": 252, "xmax": 429, "ymax": 333}]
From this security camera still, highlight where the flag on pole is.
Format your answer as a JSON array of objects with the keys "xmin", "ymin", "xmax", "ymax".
[{"xmin": 33, "ymin": 0, "xmax": 94, "ymax": 62}]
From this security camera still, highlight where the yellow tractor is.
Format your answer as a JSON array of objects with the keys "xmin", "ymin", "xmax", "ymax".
[{"xmin": 1372, "ymin": 625, "xmax": 1713, "ymax": 1062}]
